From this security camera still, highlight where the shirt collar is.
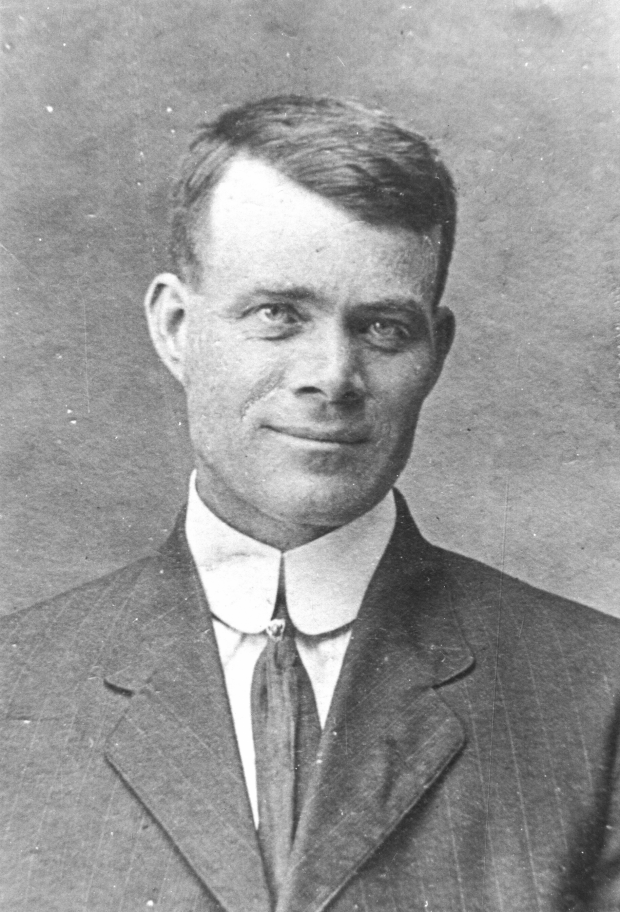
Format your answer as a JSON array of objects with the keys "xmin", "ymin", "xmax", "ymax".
[{"xmin": 185, "ymin": 471, "xmax": 396, "ymax": 636}]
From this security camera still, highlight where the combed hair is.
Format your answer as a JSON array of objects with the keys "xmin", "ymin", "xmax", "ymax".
[{"xmin": 170, "ymin": 95, "xmax": 457, "ymax": 306}]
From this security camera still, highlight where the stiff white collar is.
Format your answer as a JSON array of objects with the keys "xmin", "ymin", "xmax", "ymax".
[{"xmin": 185, "ymin": 471, "xmax": 396, "ymax": 636}]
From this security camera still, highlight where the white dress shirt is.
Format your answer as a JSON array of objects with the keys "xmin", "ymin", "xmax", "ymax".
[{"xmin": 185, "ymin": 472, "xmax": 396, "ymax": 824}]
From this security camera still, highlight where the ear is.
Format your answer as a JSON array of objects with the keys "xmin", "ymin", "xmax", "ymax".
[
  {"xmin": 144, "ymin": 273, "xmax": 193, "ymax": 386},
  {"xmin": 428, "ymin": 305, "xmax": 455, "ymax": 390}
]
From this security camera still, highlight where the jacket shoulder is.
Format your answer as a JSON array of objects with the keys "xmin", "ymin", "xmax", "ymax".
[
  {"xmin": 436, "ymin": 546, "xmax": 620, "ymax": 678},
  {"xmin": 441, "ymin": 546, "xmax": 618, "ymax": 622},
  {"xmin": 1, "ymin": 555, "xmax": 154, "ymax": 636},
  {"xmin": 0, "ymin": 555, "xmax": 158, "ymax": 705}
]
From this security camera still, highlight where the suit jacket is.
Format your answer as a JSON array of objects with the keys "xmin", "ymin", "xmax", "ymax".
[{"xmin": 1, "ymin": 492, "xmax": 619, "ymax": 912}]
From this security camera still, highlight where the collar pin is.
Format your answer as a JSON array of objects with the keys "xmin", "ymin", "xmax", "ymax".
[{"xmin": 266, "ymin": 618, "xmax": 286, "ymax": 640}]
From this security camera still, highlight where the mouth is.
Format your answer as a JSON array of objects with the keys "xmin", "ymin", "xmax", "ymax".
[{"xmin": 266, "ymin": 424, "xmax": 370, "ymax": 445}]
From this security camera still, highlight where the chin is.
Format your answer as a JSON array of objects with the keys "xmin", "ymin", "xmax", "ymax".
[{"xmin": 269, "ymin": 475, "xmax": 391, "ymax": 530}]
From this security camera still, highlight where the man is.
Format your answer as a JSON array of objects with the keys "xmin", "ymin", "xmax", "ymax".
[{"xmin": 1, "ymin": 96, "xmax": 619, "ymax": 912}]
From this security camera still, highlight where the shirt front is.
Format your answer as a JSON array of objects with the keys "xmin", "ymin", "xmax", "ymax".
[{"xmin": 185, "ymin": 472, "xmax": 396, "ymax": 824}]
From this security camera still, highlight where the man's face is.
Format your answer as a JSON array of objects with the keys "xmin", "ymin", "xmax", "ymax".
[{"xmin": 158, "ymin": 157, "xmax": 453, "ymax": 547}]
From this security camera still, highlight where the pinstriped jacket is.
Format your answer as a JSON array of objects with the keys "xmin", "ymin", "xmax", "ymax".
[{"xmin": 1, "ymin": 492, "xmax": 620, "ymax": 912}]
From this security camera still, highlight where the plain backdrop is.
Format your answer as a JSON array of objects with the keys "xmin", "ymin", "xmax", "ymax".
[{"xmin": 1, "ymin": 0, "xmax": 618, "ymax": 616}]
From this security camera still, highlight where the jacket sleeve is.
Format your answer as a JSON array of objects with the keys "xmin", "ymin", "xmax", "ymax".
[{"xmin": 589, "ymin": 695, "xmax": 620, "ymax": 911}]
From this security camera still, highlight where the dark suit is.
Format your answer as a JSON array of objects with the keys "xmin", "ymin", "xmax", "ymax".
[{"xmin": 1, "ymin": 492, "xmax": 619, "ymax": 912}]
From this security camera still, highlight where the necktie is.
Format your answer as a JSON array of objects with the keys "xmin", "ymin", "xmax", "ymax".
[{"xmin": 251, "ymin": 566, "xmax": 321, "ymax": 903}]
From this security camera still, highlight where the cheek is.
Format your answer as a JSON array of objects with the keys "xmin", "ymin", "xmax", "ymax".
[
  {"xmin": 185, "ymin": 335, "xmax": 284, "ymax": 430},
  {"xmin": 370, "ymin": 358, "xmax": 433, "ymax": 427},
  {"xmin": 183, "ymin": 337, "xmax": 232, "ymax": 435},
  {"xmin": 238, "ymin": 367, "xmax": 287, "ymax": 420}
]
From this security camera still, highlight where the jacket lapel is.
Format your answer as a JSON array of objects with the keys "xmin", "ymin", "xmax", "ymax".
[
  {"xmin": 103, "ymin": 517, "xmax": 271, "ymax": 912},
  {"xmin": 278, "ymin": 494, "xmax": 474, "ymax": 912}
]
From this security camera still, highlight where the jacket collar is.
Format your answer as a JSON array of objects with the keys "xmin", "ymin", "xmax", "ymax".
[{"xmin": 103, "ymin": 493, "xmax": 474, "ymax": 912}]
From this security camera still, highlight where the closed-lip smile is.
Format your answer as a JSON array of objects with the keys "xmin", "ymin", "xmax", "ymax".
[{"xmin": 267, "ymin": 424, "xmax": 370, "ymax": 445}]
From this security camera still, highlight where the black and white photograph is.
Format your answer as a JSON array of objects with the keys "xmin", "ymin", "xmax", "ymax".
[{"xmin": 1, "ymin": 1, "xmax": 619, "ymax": 909}]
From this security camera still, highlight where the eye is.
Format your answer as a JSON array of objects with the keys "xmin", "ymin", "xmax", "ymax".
[
  {"xmin": 246, "ymin": 301, "xmax": 305, "ymax": 339},
  {"xmin": 364, "ymin": 319, "xmax": 411, "ymax": 350},
  {"xmin": 256, "ymin": 303, "xmax": 298, "ymax": 325}
]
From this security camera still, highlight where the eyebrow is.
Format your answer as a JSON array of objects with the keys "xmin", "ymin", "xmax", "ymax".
[
  {"xmin": 358, "ymin": 296, "xmax": 427, "ymax": 311},
  {"xmin": 250, "ymin": 286, "xmax": 317, "ymax": 301},
  {"xmin": 246, "ymin": 287, "xmax": 428, "ymax": 311}
]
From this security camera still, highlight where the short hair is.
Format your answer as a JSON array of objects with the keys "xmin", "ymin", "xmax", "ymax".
[{"xmin": 170, "ymin": 95, "xmax": 457, "ymax": 306}]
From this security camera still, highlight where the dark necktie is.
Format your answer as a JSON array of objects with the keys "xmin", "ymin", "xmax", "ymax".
[{"xmin": 251, "ymin": 567, "xmax": 322, "ymax": 903}]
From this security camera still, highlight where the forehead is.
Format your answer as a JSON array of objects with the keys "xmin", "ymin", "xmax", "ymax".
[{"xmin": 194, "ymin": 156, "xmax": 440, "ymax": 302}]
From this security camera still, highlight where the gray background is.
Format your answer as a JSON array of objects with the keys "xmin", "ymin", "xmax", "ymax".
[{"xmin": 1, "ymin": 0, "xmax": 618, "ymax": 616}]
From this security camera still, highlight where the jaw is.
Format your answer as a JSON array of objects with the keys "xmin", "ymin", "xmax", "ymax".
[
  {"xmin": 194, "ymin": 463, "xmax": 341, "ymax": 550},
  {"xmin": 194, "ymin": 436, "xmax": 412, "ymax": 551}
]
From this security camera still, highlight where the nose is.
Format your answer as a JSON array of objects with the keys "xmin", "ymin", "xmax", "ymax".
[{"xmin": 289, "ymin": 325, "xmax": 366, "ymax": 405}]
